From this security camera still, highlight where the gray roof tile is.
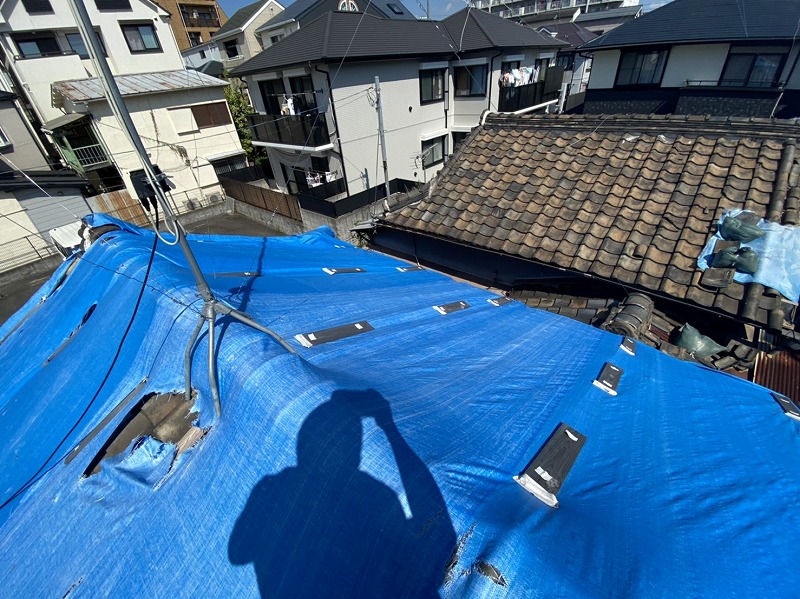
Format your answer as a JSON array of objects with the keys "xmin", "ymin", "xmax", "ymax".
[{"xmin": 384, "ymin": 113, "xmax": 800, "ymax": 328}]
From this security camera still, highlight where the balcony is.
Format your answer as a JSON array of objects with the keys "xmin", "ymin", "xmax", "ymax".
[
  {"xmin": 182, "ymin": 16, "xmax": 221, "ymax": 28},
  {"xmin": 248, "ymin": 113, "xmax": 332, "ymax": 150},
  {"xmin": 288, "ymin": 176, "xmax": 346, "ymax": 203}
]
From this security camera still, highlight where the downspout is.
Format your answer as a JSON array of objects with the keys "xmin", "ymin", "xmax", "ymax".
[
  {"xmin": 488, "ymin": 50, "xmax": 503, "ymax": 114},
  {"xmin": 314, "ymin": 63, "xmax": 350, "ymax": 196}
]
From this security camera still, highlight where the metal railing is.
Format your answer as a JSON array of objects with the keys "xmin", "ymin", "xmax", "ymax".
[
  {"xmin": 248, "ymin": 113, "xmax": 331, "ymax": 148},
  {"xmin": 72, "ymin": 143, "xmax": 110, "ymax": 168},
  {"xmin": 0, "ymin": 233, "xmax": 58, "ymax": 273},
  {"xmin": 288, "ymin": 177, "xmax": 346, "ymax": 202},
  {"xmin": 181, "ymin": 15, "xmax": 221, "ymax": 28}
]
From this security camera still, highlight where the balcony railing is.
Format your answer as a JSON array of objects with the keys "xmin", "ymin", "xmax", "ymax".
[
  {"xmin": 248, "ymin": 113, "xmax": 331, "ymax": 149},
  {"xmin": 499, "ymin": 67, "xmax": 564, "ymax": 112},
  {"xmin": 288, "ymin": 176, "xmax": 346, "ymax": 202},
  {"xmin": 182, "ymin": 16, "xmax": 221, "ymax": 28},
  {"xmin": 72, "ymin": 143, "xmax": 111, "ymax": 168}
]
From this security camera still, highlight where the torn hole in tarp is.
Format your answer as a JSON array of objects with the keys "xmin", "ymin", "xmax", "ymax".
[
  {"xmin": 82, "ymin": 390, "xmax": 206, "ymax": 481},
  {"xmin": 44, "ymin": 303, "xmax": 97, "ymax": 365}
]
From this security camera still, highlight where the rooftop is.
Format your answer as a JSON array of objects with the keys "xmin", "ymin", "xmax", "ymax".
[
  {"xmin": 382, "ymin": 113, "xmax": 800, "ymax": 330},
  {"xmin": 2, "ymin": 214, "xmax": 800, "ymax": 595},
  {"xmin": 52, "ymin": 70, "xmax": 228, "ymax": 102},
  {"xmin": 582, "ymin": 0, "xmax": 800, "ymax": 50},
  {"xmin": 232, "ymin": 8, "xmax": 565, "ymax": 76}
]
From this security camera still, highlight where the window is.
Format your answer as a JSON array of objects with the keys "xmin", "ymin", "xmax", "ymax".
[
  {"xmin": 210, "ymin": 154, "xmax": 248, "ymax": 176},
  {"xmin": 199, "ymin": 49, "xmax": 206, "ymax": 59},
  {"xmin": 95, "ymin": 0, "xmax": 132, "ymax": 9},
  {"xmin": 421, "ymin": 136, "xmax": 446, "ymax": 168},
  {"xmin": 387, "ymin": 3, "xmax": 404, "ymax": 14},
  {"xmin": 270, "ymin": 33, "xmax": 285, "ymax": 44},
  {"xmin": 224, "ymin": 40, "xmax": 240, "ymax": 59},
  {"xmin": 615, "ymin": 49, "xmax": 668, "ymax": 86},
  {"xmin": 21, "ymin": 0, "xmax": 52, "ymax": 13},
  {"xmin": 0, "ymin": 126, "xmax": 11, "ymax": 149},
  {"xmin": 501, "ymin": 60, "xmax": 520, "ymax": 73},
  {"xmin": 191, "ymin": 102, "xmax": 232, "ymax": 129},
  {"xmin": 454, "ymin": 64, "xmax": 487, "ymax": 97},
  {"xmin": 289, "ymin": 75, "xmax": 317, "ymax": 112},
  {"xmin": 720, "ymin": 47, "xmax": 787, "ymax": 88},
  {"xmin": 259, "ymin": 79, "xmax": 285, "ymax": 115},
  {"xmin": 188, "ymin": 32, "xmax": 203, "ymax": 47},
  {"xmin": 419, "ymin": 69, "xmax": 445, "ymax": 103},
  {"xmin": 338, "ymin": 0, "xmax": 359, "ymax": 10},
  {"xmin": 66, "ymin": 32, "xmax": 106, "ymax": 58},
  {"xmin": 13, "ymin": 34, "xmax": 60, "ymax": 58},
  {"xmin": 121, "ymin": 24, "xmax": 161, "ymax": 53}
]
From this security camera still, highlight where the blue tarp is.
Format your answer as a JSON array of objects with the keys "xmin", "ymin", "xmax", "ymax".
[
  {"xmin": 1, "ymin": 215, "xmax": 800, "ymax": 597},
  {"xmin": 698, "ymin": 209, "xmax": 800, "ymax": 301}
]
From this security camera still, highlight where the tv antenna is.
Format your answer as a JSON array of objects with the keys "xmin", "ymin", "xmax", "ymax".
[{"xmin": 66, "ymin": 0, "xmax": 294, "ymax": 417}]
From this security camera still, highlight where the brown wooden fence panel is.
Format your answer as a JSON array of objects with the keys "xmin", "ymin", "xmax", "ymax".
[
  {"xmin": 87, "ymin": 189, "xmax": 150, "ymax": 227},
  {"xmin": 219, "ymin": 177, "xmax": 301, "ymax": 222}
]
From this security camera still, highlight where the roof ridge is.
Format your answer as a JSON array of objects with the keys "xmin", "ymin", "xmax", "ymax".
[{"xmin": 467, "ymin": 8, "xmax": 497, "ymax": 48}]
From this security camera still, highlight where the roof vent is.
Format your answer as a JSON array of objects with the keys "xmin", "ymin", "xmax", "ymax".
[
  {"xmin": 433, "ymin": 301, "xmax": 470, "ymax": 315},
  {"xmin": 323, "ymin": 267, "xmax": 365, "ymax": 275},
  {"xmin": 295, "ymin": 320, "xmax": 374, "ymax": 347},
  {"xmin": 593, "ymin": 362, "xmax": 623, "ymax": 395},
  {"xmin": 514, "ymin": 422, "xmax": 587, "ymax": 508}
]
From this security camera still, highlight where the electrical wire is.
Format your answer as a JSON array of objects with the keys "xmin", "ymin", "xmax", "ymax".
[{"xmin": 0, "ymin": 203, "xmax": 161, "ymax": 514}]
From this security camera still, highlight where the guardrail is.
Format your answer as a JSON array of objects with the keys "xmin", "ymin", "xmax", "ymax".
[{"xmin": 0, "ymin": 234, "xmax": 59, "ymax": 273}]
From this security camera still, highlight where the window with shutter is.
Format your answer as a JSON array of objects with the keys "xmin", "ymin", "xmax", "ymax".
[{"xmin": 21, "ymin": 0, "xmax": 53, "ymax": 13}]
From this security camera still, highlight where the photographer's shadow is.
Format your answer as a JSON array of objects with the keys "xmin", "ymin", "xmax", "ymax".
[{"xmin": 229, "ymin": 389, "xmax": 456, "ymax": 597}]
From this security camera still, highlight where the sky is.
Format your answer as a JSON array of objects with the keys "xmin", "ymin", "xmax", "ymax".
[{"xmin": 217, "ymin": 0, "xmax": 672, "ymax": 22}]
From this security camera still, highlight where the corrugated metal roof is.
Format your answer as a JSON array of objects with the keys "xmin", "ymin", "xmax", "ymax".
[
  {"xmin": 754, "ymin": 350, "xmax": 800, "ymax": 402},
  {"xmin": 52, "ymin": 70, "xmax": 228, "ymax": 103}
]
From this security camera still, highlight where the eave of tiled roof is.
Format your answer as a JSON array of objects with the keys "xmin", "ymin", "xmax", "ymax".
[{"xmin": 382, "ymin": 113, "xmax": 800, "ymax": 330}]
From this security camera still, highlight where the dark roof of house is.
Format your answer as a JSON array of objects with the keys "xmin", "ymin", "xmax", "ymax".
[
  {"xmin": 537, "ymin": 22, "xmax": 598, "ymax": 48},
  {"xmin": 258, "ymin": 0, "xmax": 415, "ymax": 31},
  {"xmin": 382, "ymin": 113, "xmax": 800, "ymax": 329},
  {"xmin": 573, "ymin": 5, "xmax": 643, "ymax": 25},
  {"xmin": 442, "ymin": 7, "xmax": 566, "ymax": 52},
  {"xmin": 232, "ymin": 8, "xmax": 565, "ymax": 75},
  {"xmin": 583, "ymin": 0, "xmax": 800, "ymax": 50},
  {"xmin": 0, "ymin": 170, "xmax": 89, "ymax": 191},
  {"xmin": 212, "ymin": 0, "xmax": 270, "ymax": 39}
]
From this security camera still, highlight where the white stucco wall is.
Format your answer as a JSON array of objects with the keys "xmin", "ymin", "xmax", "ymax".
[
  {"xmin": 661, "ymin": 44, "xmax": 730, "ymax": 88},
  {"xmin": 586, "ymin": 49, "xmax": 620, "ymax": 89},
  {"xmin": 0, "ymin": 0, "xmax": 184, "ymax": 123},
  {"xmin": 85, "ymin": 86, "xmax": 243, "ymax": 210},
  {"xmin": 182, "ymin": 42, "xmax": 222, "ymax": 69}
]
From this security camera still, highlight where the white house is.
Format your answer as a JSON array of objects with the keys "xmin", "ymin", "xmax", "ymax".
[
  {"xmin": 0, "ymin": 0, "xmax": 246, "ymax": 213},
  {"xmin": 579, "ymin": 0, "xmax": 800, "ymax": 118},
  {"xmin": 210, "ymin": 0, "xmax": 284, "ymax": 71},
  {"xmin": 230, "ymin": 8, "xmax": 566, "ymax": 225}
]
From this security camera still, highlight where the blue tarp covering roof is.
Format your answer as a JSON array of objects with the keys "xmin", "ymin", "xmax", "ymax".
[{"xmin": 1, "ymin": 215, "xmax": 800, "ymax": 597}]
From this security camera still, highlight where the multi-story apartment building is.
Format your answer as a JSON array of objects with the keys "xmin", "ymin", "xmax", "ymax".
[
  {"xmin": 231, "ymin": 8, "xmax": 566, "ymax": 228},
  {"xmin": 151, "ymin": 0, "xmax": 228, "ymax": 51}
]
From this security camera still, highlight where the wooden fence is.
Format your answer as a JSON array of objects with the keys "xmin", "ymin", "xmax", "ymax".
[{"xmin": 219, "ymin": 177, "xmax": 302, "ymax": 222}]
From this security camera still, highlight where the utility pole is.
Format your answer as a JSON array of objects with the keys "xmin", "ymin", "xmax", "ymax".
[
  {"xmin": 66, "ymin": 0, "xmax": 293, "ymax": 418},
  {"xmin": 373, "ymin": 76, "xmax": 391, "ymax": 206}
]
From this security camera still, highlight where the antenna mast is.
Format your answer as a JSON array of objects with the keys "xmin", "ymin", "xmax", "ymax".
[{"xmin": 66, "ymin": 0, "xmax": 293, "ymax": 417}]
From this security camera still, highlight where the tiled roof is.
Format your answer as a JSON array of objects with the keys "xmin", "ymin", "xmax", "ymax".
[
  {"xmin": 232, "ymin": 8, "xmax": 564, "ymax": 76},
  {"xmin": 212, "ymin": 0, "xmax": 269, "ymax": 39},
  {"xmin": 582, "ymin": 0, "xmax": 800, "ymax": 50},
  {"xmin": 537, "ymin": 22, "xmax": 598, "ymax": 48},
  {"xmin": 383, "ymin": 113, "xmax": 800, "ymax": 328}
]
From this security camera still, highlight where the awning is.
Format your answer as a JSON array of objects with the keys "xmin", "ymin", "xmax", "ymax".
[{"xmin": 41, "ymin": 113, "xmax": 89, "ymax": 134}]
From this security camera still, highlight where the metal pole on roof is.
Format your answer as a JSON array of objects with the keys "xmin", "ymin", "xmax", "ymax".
[
  {"xmin": 66, "ymin": 0, "xmax": 294, "ymax": 418},
  {"xmin": 374, "ymin": 77, "xmax": 392, "ymax": 206}
]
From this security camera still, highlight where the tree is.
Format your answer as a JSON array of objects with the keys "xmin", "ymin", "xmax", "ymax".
[{"xmin": 223, "ymin": 77, "xmax": 266, "ymax": 165}]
